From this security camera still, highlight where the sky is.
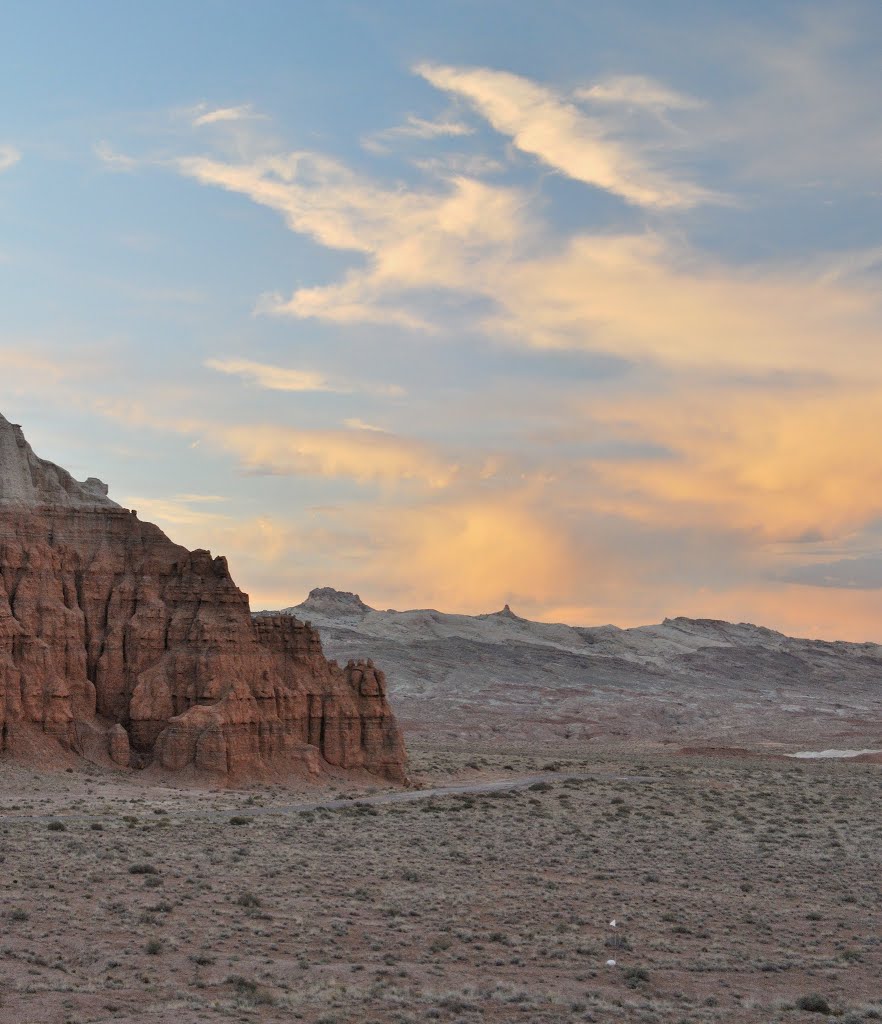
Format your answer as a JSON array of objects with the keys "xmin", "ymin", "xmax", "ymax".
[{"xmin": 1, "ymin": 1, "xmax": 882, "ymax": 640}]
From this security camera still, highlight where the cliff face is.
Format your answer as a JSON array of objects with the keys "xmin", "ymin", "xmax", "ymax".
[{"xmin": 0, "ymin": 415, "xmax": 406, "ymax": 780}]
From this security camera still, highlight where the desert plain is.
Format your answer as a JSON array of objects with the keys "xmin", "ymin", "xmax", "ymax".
[{"xmin": 1, "ymin": 739, "xmax": 879, "ymax": 1024}]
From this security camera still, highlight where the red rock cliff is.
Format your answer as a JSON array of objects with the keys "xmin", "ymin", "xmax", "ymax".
[{"xmin": 0, "ymin": 415, "xmax": 407, "ymax": 780}]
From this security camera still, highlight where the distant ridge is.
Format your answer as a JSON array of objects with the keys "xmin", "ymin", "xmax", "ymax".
[
  {"xmin": 266, "ymin": 587, "xmax": 882, "ymax": 749},
  {"xmin": 279, "ymin": 586, "xmax": 874, "ymax": 650}
]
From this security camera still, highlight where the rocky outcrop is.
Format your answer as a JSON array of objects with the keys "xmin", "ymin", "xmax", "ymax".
[
  {"xmin": 0, "ymin": 415, "xmax": 407, "ymax": 781},
  {"xmin": 293, "ymin": 586, "xmax": 373, "ymax": 620},
  {"xmin": 0, "ymin": 412, "xmax": 119, "ymax": 508}
]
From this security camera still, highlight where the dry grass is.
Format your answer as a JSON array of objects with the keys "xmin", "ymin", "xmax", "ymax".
[{"xmin": 0, "ymin": 743, "xmax": 879, "ymax": 1023}]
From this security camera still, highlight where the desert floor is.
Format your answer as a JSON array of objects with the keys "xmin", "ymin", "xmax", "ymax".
[{"xmin": 0, "ymin": 742, "xmax": 879, "ymax": 1024}]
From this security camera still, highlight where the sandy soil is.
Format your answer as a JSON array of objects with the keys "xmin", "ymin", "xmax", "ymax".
[{"xmin": 0, "ymin": 741, "xmax": 879, "ymax": 1023}]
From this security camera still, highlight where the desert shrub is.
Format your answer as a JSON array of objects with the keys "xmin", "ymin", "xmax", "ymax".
[
  {"xmin": 229, "ymin": 816, "xmax": 250, "ymax": 826},
  {"xmin": 145, "ymin": 939, "xmax": 163, "ymax": 955},
  {"xmin": 228, "ymin": 976, "xmax": 257, "ymax": 993},
  {"xmin": 128, "ymin": 863, "xmax": 158, "ymax": 875},
  {"xmin": 9, "ymin": 908, "xmax": 29, "ymax": 922},
  {"xmin": 796, "ymin": 994, "xmax": 831, "ymax": 1013},
  {"xmin": 624, "ymin": 966, "xmax": 649, "ymax": 988},
  {"xmin": 47, "ymin": 821, "xmax": 66, "ymax": 832}
]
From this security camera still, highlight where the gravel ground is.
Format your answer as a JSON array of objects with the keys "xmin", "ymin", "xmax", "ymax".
[{"xmin": 0, "ymin": 742, "xmax": 879, "ymax": 1023}]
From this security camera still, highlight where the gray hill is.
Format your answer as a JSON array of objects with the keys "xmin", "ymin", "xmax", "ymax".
[{"xmin": 271, "ymin": 588, "xmax": 882, "ymax": 751}]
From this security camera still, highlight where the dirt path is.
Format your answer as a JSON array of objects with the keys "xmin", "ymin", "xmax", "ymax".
[
  {"xmin": 0, "ymin": 769, "xmax": 660, "ymax": 825},
  {"xmin": 257, "ymin": 769, "xmax": 661, "ymax": 817}
]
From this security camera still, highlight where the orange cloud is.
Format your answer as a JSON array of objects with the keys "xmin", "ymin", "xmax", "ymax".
[
  {"xmin": 328, "ymin": 492, "xmax": 574, "ymax": 613},
  {"xmin": 219, "ymin": 424, "xmax": 459, "ymax": 490},
  {"xmin": 541, "ymin": 584, "xmax": 882, "ymax": 643},
  {"xmin": 491, "ymin": 233, "xmax": 880, "ymax": 376},
  {"xmin": 585, "ymin": 383, "xmax": 882, "ymax": 541},
  {"xmin": 206, "ymin": 358, "xmax": 338, "ymax": 392}
]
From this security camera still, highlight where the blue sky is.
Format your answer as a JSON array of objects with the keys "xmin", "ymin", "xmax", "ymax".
[{"xmin": 2, "ymin": 1, "xmax": 882, "ymax": 638}]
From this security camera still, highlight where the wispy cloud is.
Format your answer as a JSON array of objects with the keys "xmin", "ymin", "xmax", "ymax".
[
  {"xmin": 711, "ymin": 10, "xmax": 882, "ymax": 188},
  {"xmin": 415, "ymin": 63, "xmax": 717, "ymax": 208},
  {"xmin": 206, "ymin": 357, "xmax": 405, "ymax": 397},
  {"xmin": 94, "ymin": 141, "xmax": 137, "ymax": 172},
  {"xmin": 206, "ymin": 357, "xmax": 338, "ymax": 393},
  {"xmin": 121, "ymin": 494, "xmax": 232, "ymax": 526},
  {"xmin": 177, "ymin": 144, "xmax": 881, "ymax": 377},
  {"xmin": 386, "ymin": 114, "xmax": 473, "ymax": 139},
  {"xmin": 0, "ymin": 349, "xmax": 68, "ymax": 382},
  {"xmin": 0, "ymin": 345, "xmax": 96, "ymax": 398},
  {"xmin": 191, "ymin": 103, "xmax": 266, "ymax": 127},
  {"xmin": 343, "ymin": 418, "xmax": 387, "ymax": 432},
  {"xmin": 412, "ymin": 153, "xmax": 505, "ymax": 177},
  {"xmin": 220, "ymin": 424, "xmax": 459, "ymax": 489},
  {"xmin": 363, "ymin": 113, "xmax": 473, "ymax": 153},
  {"xmin": 575, "ymin": 75, "xmax": 704, "ymax": 111},
  {"xmin": 177, "ymin": 151, "xmax": 530, "ymax": 328},
  {"xmin": 0, "ymin": 145, "xmax": 21, "ymax": 173}
]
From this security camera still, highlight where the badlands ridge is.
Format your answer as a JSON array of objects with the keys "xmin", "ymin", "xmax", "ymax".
[
  {"xmin": 272, "ymin": 587, "xmax": 882, "ymax": 754},
  {"xmin": 0, "ymin": 413, "xmax": 406, "ymax": 780}
]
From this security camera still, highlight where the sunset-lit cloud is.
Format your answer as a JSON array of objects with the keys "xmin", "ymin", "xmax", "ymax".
[
  {"xmin": 416, "ymin": 63, "xmax": 717, "ymax": 208},
  {"xmin": 582, "ymin": 382, "xmax": 882, "ymax": 541},
  {"xmin": 206, "ymin": 357, "xmax": 338, "ymax": 393},
  {"xmin": 489, "ymin": 234, "xmax": 881, "ymax": 374},
  {"xmin": 177, "ymin": 151, "xmax": 531, "ymax": 328},
  {"xmin": 343, "ymin": 419, "xmax": 387, "ymax": 432},
  {"xmin": 206, "ymin": 357, "xmax": 405, "ymax": 396},
  {"xmin": 0, "ymin": 349, "xmax": 69, "ymax": 384},
  {"xmin": 380, "ymin": 498, "xmax": 572, "ymax": 609},
  {"xmin": 219, "ymin": 424, "xmax": 459, "ymax": 489},
  {"xmin": 175, "ymin": 144, "xmax": 880, "ymax": 381},
  {"xmin": 122, "ymin": 494, "xmax": 232, "ymax": 527}
]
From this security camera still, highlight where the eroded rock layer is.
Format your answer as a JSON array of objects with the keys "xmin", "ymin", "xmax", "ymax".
[{"xmin": 0, "ymin": 419, "xmax": 406, "ymax": 780}]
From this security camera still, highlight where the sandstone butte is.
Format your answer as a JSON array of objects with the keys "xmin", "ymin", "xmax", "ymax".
[{"xmin": 0, "ymin": 412, "xmax": 407, "ymax": 782}]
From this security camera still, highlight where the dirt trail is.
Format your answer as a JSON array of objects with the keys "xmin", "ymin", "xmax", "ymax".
[{"xmin": 0, "ymin": 769, "xmax": 660, "ymax": 825}]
